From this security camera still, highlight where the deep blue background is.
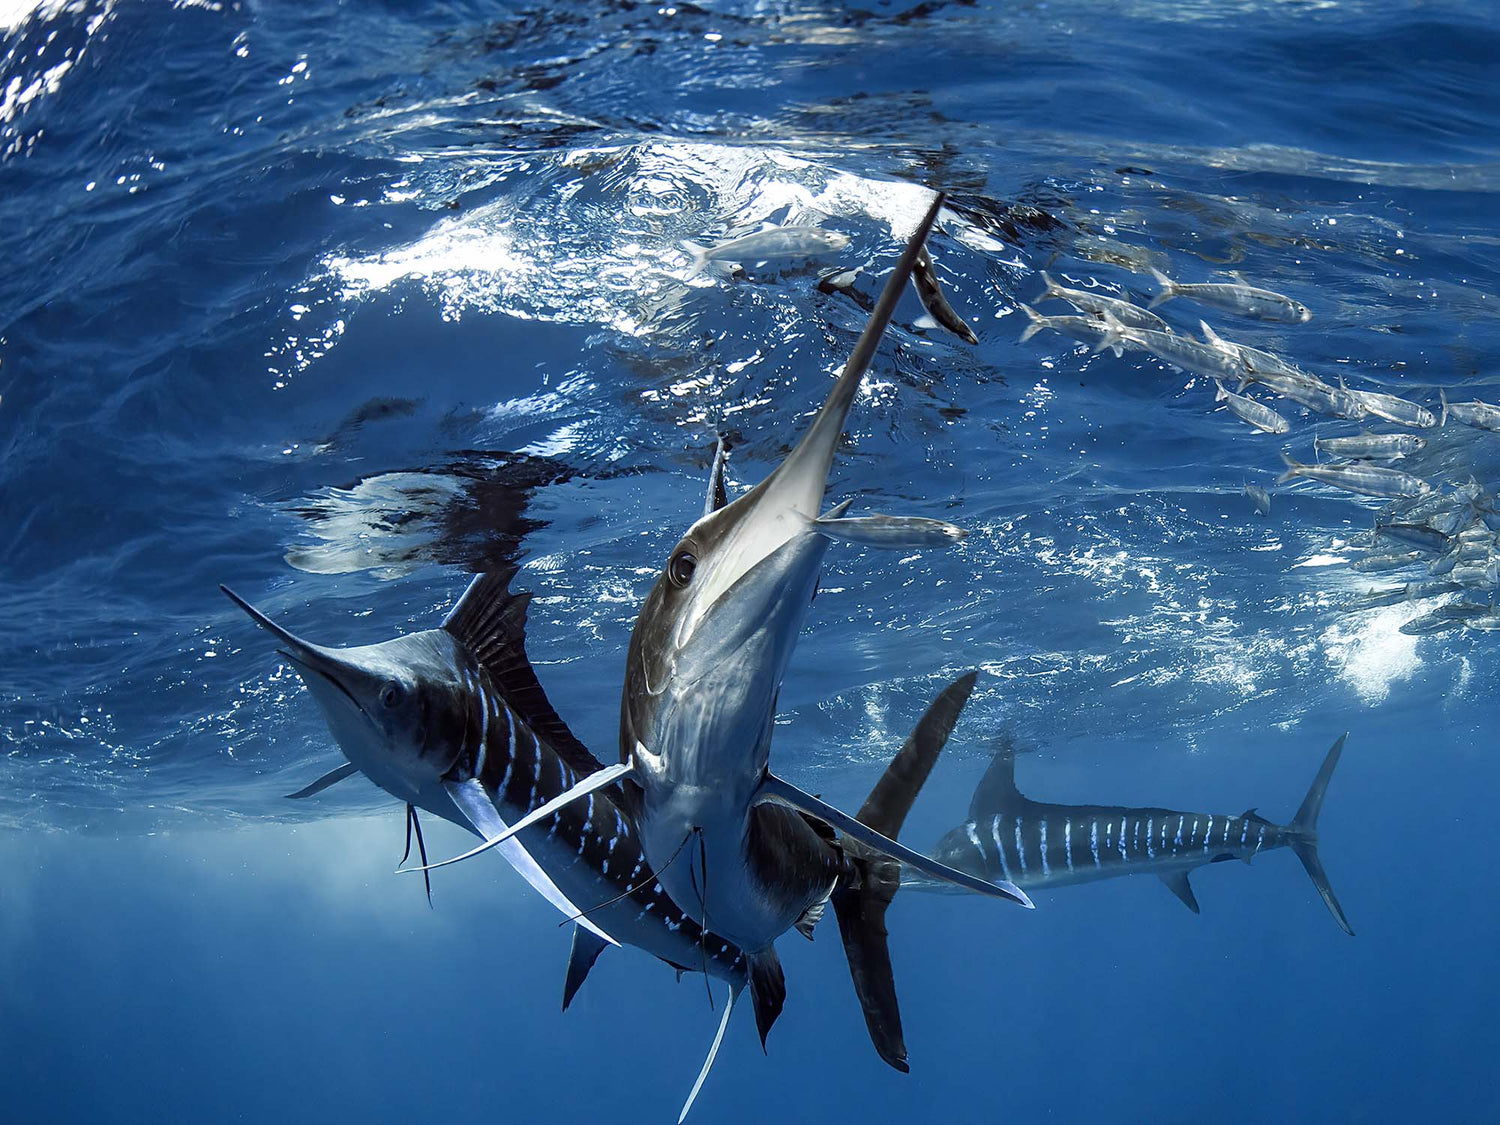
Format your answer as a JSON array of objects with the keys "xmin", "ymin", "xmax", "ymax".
[{"xmin": 2, "ymin": 0, "xmax": 1497, "ymax": 1120}]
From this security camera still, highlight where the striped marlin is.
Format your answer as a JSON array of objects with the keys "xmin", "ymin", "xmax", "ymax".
[
  {"xmin": 223, "ymin": 572, "xmax": 984, "ymax": 1116},
  {"xmin": 410, "ymin": 192, "xmax": 1032, "ymax": 1064},
  {"xmin": 911, "ymin": 734, "xmax": 1354, "ymax": 936}
]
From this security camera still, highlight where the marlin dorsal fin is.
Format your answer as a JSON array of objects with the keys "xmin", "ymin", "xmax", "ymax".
[
  {"xmin": 442, "ymin": 569, "xmax": 604, "ymax": 776},
  {"xmin": 562, "ymin": 925, "xmax": 612, "ymax": 1012},
  {"xmin": 967, "ymin": 738, "xmax": 1026, "ymax": 822}
]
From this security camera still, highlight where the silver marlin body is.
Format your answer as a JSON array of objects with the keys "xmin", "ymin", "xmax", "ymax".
[
  {"xmin": 1035, "ymin": 270, "xmax": 1172, "ymax": 334},
  {"xmin": 416, "ymin": 195, "xmax": 1032, "ymax": 1070},
  {"xmin": 684, "ymin": 224, "xmax": 850, "ymax": 275},
  {"xmin": 909, "ymin": 735, "xmax": 1354, "ymax": 936},
  {"xmin": 1148, "ymin": 266, "xmax": 1312, "ymax": 322},
  {"xmin": 1279, "ymin": 453, "xmax": 1431, "ymax": 499}
]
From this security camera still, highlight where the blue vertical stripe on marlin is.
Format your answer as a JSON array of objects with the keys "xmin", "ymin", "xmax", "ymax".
[{"xmin": 908, "ymin": 734, "xmax": 1353, "ymax": 935}]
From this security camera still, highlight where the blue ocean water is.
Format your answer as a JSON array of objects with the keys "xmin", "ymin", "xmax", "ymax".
[{"xmin": 2, "ymin": 0, "xmax": 1497, "ymax": 1119}]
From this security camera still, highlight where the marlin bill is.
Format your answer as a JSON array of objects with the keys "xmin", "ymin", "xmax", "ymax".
[{"xmin": 908, "ymin": 734, "xmax": 1354, "ymax": 936}]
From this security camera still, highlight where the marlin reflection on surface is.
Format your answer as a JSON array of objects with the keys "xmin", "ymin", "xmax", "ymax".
[
  {"xmin": 912, "ymin": 734, "xmax": 1354, "ymax": 936},
  {"xmin": 412, "ymin": 193, "xmax": 1033, "ymax": 1064}
]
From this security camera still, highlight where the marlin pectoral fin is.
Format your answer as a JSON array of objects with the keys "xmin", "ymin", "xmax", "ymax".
[
  {"xmin": 562, "ymin": 924, "xmax": 612, "ymax": 1012},
  {"xmin": 1159, "ymin": 870, "xmax": 1201, "ymax": 914},
  {"xmin": 678, "ymin": 982, "xmax": 742, "ymax": 1124},
  {"xmin": 413, "ymin": 764, "xmax": 635, "ymax": 873},
  {"xmin": 756, "ymin": 773, "xmax": 1033, "ymax": 908},
  {"xmin": 812, "ymin": 514, "xmax": 966, "ymax": 549},
  {"xmin": 284, "ymin": 762, "xmax": 359, "ymax": 799},
  {"xmin": 438, "ymin": 779, "xmax": 620, "ymax": 947}
]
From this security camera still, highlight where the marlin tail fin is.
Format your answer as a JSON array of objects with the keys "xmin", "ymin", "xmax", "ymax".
[
  {"xmin": 832, "ymin": 670, "xmax": 979, "ymax": 1073},
  {"xmin": 1288, "ymin": 734, "xmax": 1353, "ymax": 936},
  {"xmin": 1147, "ymin": 266, "xmax": 1176, "ymax": 309}
]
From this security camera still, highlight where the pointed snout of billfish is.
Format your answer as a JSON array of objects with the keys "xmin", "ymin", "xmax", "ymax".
[{"xmin": 219, "ymin": 584, "xmax": 348, "ymax": 683}]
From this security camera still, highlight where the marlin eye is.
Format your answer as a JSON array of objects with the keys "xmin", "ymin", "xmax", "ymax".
[
  {"xmin": 379, "ymin": 681, "xmax": 405, "ymax": 709},
  {"xmin": 668, "ymin": 550, "xmax": 697, "ymax": 588}
]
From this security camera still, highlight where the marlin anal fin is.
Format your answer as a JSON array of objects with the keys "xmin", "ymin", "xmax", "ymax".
[
  {"xmin": 1158, "ymin": 870, "xmax": 1201, "ymax": 913},
  {"xmin": 413, "ymin": 764, "xmax": 635, "ymax": 873},
  {"xmin": 562, "ymin": 924, "xmax": 611, "ymax": 1012},
  {"xmin": 746, "ymin": 948, "xmax": 786, "ymax": 1051},
  {"xmin": 438, "ymin": 778, "xmax": 619, "ymax": 947},
  {"xmin": 678, "ymin": 982, "xmax": 742, "ymax": 1123},
  {"xmin": 812, "ymin": 513, "xmax": 966, "ymax": 549},
  {"xmin": 755, "ymin": 773, "xmax": 1033, "ymax": 908},
  {"xmin": 284, "ymin": 761, "xmax": 359, "ymax": 799}
]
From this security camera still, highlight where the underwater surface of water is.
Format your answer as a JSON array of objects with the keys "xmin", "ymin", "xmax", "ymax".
[{"xmin": 2, "ymin": 0, "xmax": 1497, "ymax": 1120}]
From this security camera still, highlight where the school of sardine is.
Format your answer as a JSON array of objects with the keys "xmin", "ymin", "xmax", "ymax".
[{"xmin": 1016, "ymin": 258, "xmax": 1500, "ymax": 621}]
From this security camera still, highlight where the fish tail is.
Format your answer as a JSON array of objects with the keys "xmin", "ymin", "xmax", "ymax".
[
  {"xmin": 1214, "ymin": 379, "xmax": 1229, "ymax": 401},
  {"xmin": 1038, "ymin": 270, "xmax": 1063, "ymax": 301},
  {"xmin": 1092, "ymin": 310, "xmax": 1126, "ymax": 355},
  {"xmin": 1276, "ymin": 451, "xmax": 1306, "ymax": 485},
  {"xmin": 681, "ymin": 241, "xmax": 711, "ymax": 277},
  {"xmin": 1018, "ymin": 303, "xmax": 1044, "ymax": 343},
  {"xmin": 832, "ymin": 672, "xmax": 978, "ymax": 1074},
  {"xmin": 1440, "ymin": 386, "xmax": 1449, "ymax": 427},
  {"xmin": 1147, "ymin": 265, "xmax": 1176, "ymax": 309},
  {"xmin": 1287, "ymin": 734, "xmax": 1354, "ymax": 936}
]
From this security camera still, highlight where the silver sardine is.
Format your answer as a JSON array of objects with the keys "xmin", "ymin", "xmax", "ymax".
[
  {"xmin": 1440, "ymin": 388, "xmax": 1500, "ymax": 432},
  {"xmin": 1148, "ymin": 266, "xmax": 1311, "ymax": 323},
  {"xmin": 1279, "ymin": 454, "xmax": 1431, "ymax": 499},
  {"xmin": 1018, "ymin": 304, "xmax": 1124, "ymax": 357},
  {"xmin": 1313, "ymin": 433, "xmax": 1426, "ymax": 460},
  {"xmin": 1215, "ymin": 380, "xmax": 1289, "ymax": 434},
  {"xmin": 684, "ymin": 224, "xmax": 850, "ymax": 274},
  {"xmin": 1036, "ymin": 271, "xmax": 1172, "ymax": 333}
]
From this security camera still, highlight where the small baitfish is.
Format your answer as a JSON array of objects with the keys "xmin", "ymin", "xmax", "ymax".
[
  {"xmin": 1107, "ymin": 317, "xmax": 1247, "ymax": 381},
  {"xmin": 1351, "ymin": 580, "xmax": 1461, "ymax": 609},
  {"xmin": 1018, "ymin": 303, "xmax": 1124, "ymax": 357},
  {"xmin": 1245, "ymin": 483, "xmax": 1272, "ymax": 516},
  {"xmin": 1035, "ymin": 271, "xmax": 1172, "ymax": 334},
  {"xmin": 1148, "ymin": 266, "xmax": 1312, "ymax": 322},
  {"xmin": 1374, "ymin": 522, "xmax": 1451, "ymax": 553},
  {"xmin": 1278, "ymin": 454, "xmax": 1431, "ymax": 499},
  {"xmin": 1439, "ymin": 388, "xmax": 1500, "ymax": 432},
  {"xmin": 1350, "ymin": 550, "xmax": 1425, "ymax": 572},
  {"xmin": 1400, "ymin": 602, "xmax": 1492, "ymax": 635},
  {"xmin": 1313, "ymin": 433, "xmax": 1427, "ymax": 460},
  {"xmin": 1341, "ymin": 383, "xmax": 1436, "ymax": 429},
  {"xmin": 1197, "ymin": 325, "xmax": 1363, "ymax": 419},
  {"xmin": 911, "ymin": 245, "xmax": 978, "ymax": 344},
  {"xmin": 1450, "ymin": 560, "xmax": 1500, "ymax": 590},
  {"xmin": 683, "ymin": 224, "xmax": 850, "ymax": 275},
  {"xmin": 1215, "ymin": 380, "xmax": 1289, "ymax": 434}
]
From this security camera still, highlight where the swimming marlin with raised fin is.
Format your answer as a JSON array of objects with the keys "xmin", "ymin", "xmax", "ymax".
[
  {"xmin": 224, "ymin": 568, "xmax": 991, "ymax": 1117},
  {"xmin": 910, "ymin": 733, "xmax": 1353, "ymax": 935},
  {"xmin": 410, "ymin": 192, "xmax": 1033, "ymax": 1059}
]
